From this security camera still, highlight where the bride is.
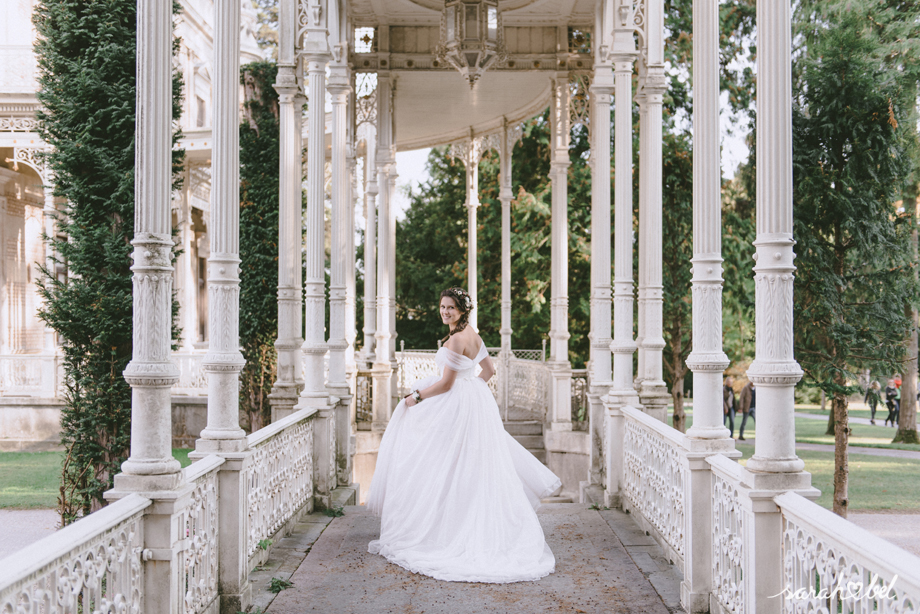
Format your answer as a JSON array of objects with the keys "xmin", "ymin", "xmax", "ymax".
[{"xmin": 366, "ymin": 286, "xmax": 563, "ymax": 583}]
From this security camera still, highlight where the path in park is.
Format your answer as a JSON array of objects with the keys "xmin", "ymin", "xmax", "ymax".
[
  {"xmin": 258, "ymin": 502, "xmax": 683, "ymax": 614},
  {"xmin": 795, "ymin": 411, "xmax": 920, "ymax": 430},
  {"xmin": 0, "ymin": 509, "xmax": 59, "ymax": 559}
]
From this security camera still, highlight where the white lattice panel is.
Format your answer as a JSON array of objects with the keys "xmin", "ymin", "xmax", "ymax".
[
  {"xmin": 712, "ymin": 471, "xmax": 749, "ymax": 614},
  {"xmin": 182, "ymin": 463, "xmax": 220, "ymax": 614}
]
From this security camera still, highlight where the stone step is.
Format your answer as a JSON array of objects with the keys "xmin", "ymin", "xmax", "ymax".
[
  {"xmin": 503, "ymin": 420, "xmax": 543, "ymax": 436},
  {"xmin": 528, "ymin": 448, "xmax": 546, "ymax": 464},
  {"xmin": 540, "ymin": 495, "xmax": 574, "ymax": 504},
  {"xmin": 512, "ymin": 435, "xmax": 545, "ymax": 449}
]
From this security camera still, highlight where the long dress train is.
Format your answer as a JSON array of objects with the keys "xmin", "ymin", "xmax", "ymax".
[{"xmin": 365, "ymin": 341, "xmax": 562, "ymax": 583}]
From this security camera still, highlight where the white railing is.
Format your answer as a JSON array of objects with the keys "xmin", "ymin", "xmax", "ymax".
[
  {"xmin": 182, "ymin": 455, "xmax": 222, "ymax": 614},
  {"xmin": 709, "ymin": 454, "xmax": 752, "ymax": 614},
  {"xmin": 776, "ymin": 491, "xmax": 920, "ymax": 614},
  {"xmin": 174, "ymin": 351, "xmax": 208, "ymax": 395},
  {"xmin": 507, "ymin": 357, "xmax": 550, "ymax": 417},
  {"xmin": 396, "ymin": 350, "xmax": 439, "ymax": 395},
  {"xmin": 621, "ymin": 405, "xmax": 688, "ymax": 564},
  {"xmin": 246, "ymin": 407, "xmax": 316, "ymax": 561},
  {"xmin": 0, "ymin": 493, "xmax": 149, "ymax": 614},
  {"xmin": 0, "ymin": 353, "xmax": 62, "ymax": 397}
]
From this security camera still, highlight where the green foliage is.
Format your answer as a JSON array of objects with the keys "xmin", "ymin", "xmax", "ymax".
[
  {"xmin": 323, "ymin": 505, "xmax": 345, "ymax": 518},
  {"xmin": 239, "ymin": 61, "xmax": 280, "ymax": 433},
  {"xmin": 257, "ymin": 538, "xmax": 273, "ymax": 551},
  {"xmin": 792, "ymin": 11, "xmax": 918, "ymax": 398},
  {"xmin": 395, "ymin": 113, "xmax": 593, "ymax": 365},
  {"xmin": 32, "ymin": 0, "xmax": 183, "ymax": 522},
  {"xmin": 268, "ymin": 577, "xmax": 293, "ymax": 593}
]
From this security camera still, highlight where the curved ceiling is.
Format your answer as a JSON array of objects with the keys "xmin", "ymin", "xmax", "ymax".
[{"xmin": 394, "ymin": 70, "xmax": 551, "ymax": 150}]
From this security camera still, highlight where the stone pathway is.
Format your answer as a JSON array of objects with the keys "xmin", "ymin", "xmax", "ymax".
[
  {"xmin": 260, "ymin": 502, "xmax": 683, "ymax": 614},
  {"xmin": 0, "ymin": 509, "xmax": 59, "ymax": 560}
]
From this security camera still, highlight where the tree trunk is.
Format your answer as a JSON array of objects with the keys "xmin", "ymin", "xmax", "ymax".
[
  {"xmin": 826, "ymin": 399, "xmax": 835, "ymax": 435},
  {"xmin": 832, "ymin": 384, "xmax": 849, "ymax": 518},
  {"xmin": 672, "ymin": 376, "xmax": 686, "ymax": 433},
  {"xmin": 820, "ymin": 389, "xmax": 826, "ymax": 411},
  {"xmin": 895, "ymin": 193, "xmax": 920, "ymax": 444}
]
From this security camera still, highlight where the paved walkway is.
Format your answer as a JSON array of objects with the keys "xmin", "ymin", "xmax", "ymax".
[
  {"xmin": 795, "ymin": 411, "xmax": 919, "ymax": 430},
  {"xmin": 259, "ymin": 502, "xmax": 683, "ymax": 614},
  {"xmin": 0, "ymin": 509, "xmax": 59, "ymax": 560}
]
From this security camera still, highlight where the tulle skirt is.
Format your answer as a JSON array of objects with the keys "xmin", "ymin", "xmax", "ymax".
[{"xmin": 365, "ymin": 374, "xmax": 562, "ymax": 583}]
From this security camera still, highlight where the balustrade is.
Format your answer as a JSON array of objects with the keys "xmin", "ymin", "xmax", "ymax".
[{"xmin": 181, "ymin": 456, "xmax": 222, "ymax": 614}]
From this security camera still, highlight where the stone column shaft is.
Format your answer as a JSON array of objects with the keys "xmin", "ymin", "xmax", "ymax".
[
  {"xmin": 745, "ymin": 0, "xmax": 805, "ymax": 474},
  {"xmin": 363, "ymin": 132, "xmax": 378, "ymax": 365},
  {"xmin": 549, "ymin": 73, "xmax": 573, "ymax": 430},
  {"xmin": 372, "ymin": 74, "xmax": 394, "ymax": 430},
  {"xmin": 327, "ymin": 73, "xmax": 351, "ymax": 395},
  {"xmin": 117, "ymin": 0, "xmax": 181, "ymax": 491},
  {"xmin": 610, "ymin": 56, "xmax": 638, "ymax": 396},
  {"xmin": 199, "ymin": 0, "xmax": 246, "ymax": 451},
  {"xmin": 590, "ymin": 77, "xmax": 614, "ymax": 389},
  {"xmin": 270, "ymin": 69, "xmax": 305, "ymax": 421},
  {"xmin": 299, "ymin": 57, "xmax": 331, "ymax": 408},
  {"xmin": 388, "ymin": 169, "xmax": 397, "ymax": 366},
  {"xmin": 466, "ymin": 158, "xmax": 480, "ymax": 331},
  {"xmin": 685, "ymin": 0, "xmax": 731, "ymax": 440}
]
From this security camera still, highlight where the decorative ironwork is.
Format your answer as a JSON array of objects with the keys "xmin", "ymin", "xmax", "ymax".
[
  {"xmin": 568, "ymin": 27, "xmax": 592, "ymax": 54},
  {"xmin": 622, "ymin": 418, "xmax": 687, "ymax": 559},
  {"xmin": 779, "ymin": 497, "xmax": 920, "ymax": 614},
  {"xmin": 182, "ymin": 463, "xmax": 220, "ymax": 614},
  {"xmin": 0, "ymin": 496, "xmax": 147, "ymax": 614},
  {"xmin": 397, "ymin": 350, "xmax": 439, "ymax": 397},
  {"xmin": 571, "ymin": 369, "xmax": 589, "ymax": 427},
  {"xmin": 247, "ymin": 415, "xmax": 315, "ymax": 559},
  {"xmin": 174, "ymin": 352, "xmax": 208, "ymax": 393},
  {"xmin": 435, "ymin": 0, "xmax": 507, "ymax": 87},
  {"xmin": 0, "ymin": 117, "xmax": 39, "ymax": 132},
  {"xmin": 712, "ymin": 472, "xmax": 747, "ymax": 614},
  {"xmin": 355, "ymin": 370, "xmax": 373, "ymax": 426},
  {"xmin": 507, "ymin": 358, "xmax": 550, "ymax": 418},
  {"xmin": 569, "ymin": 73, "xmax": 591, "ymax": 132},
  {"xmin": 354, "ymin": 27, "xmax": 377, "ymax": 53},
  {"xmin": 356, "ymin": 73, "xmax": 377, "ymax": 128}
]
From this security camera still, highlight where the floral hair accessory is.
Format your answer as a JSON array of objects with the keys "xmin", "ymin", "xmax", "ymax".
[{"xmin": 445, "ymin": 287, "xmax": 473, "ymax": 312}]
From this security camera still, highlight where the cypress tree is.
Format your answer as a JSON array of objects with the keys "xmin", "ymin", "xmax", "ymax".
[
  {"xmin": 33, "ymin": 0, "xmax": 184, "ymax": 521},
  {"xmin": 239, "ymin": 61, "xmax": 280, "ymax": 432}
]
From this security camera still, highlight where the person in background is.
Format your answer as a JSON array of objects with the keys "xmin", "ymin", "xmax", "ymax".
[
  {"xmin": 723, "ymin": 376, "xmax": 736, "ymax": 438},
  {"xmin": 885, "ymin": 379, "xmax": 899, "ymax": 427},
  {"xmin": 894, "ymin": 373, "xmax": 902, "ymax": 389},
  {"xmin": 738, "ymin": 380, "xmax": 755, "ymax": 441},
  {"xmin": 894, "ymin": 383, "xmax": 901, "ymax": 426},
  {"xmin": 864, "ymin": 380, "xmax": 881, "ymax": 426}
]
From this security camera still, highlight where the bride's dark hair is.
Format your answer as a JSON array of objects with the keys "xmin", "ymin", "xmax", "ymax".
[{"xmin": 440, "ymin": 287, "xmax": 473, "ymax": 343}]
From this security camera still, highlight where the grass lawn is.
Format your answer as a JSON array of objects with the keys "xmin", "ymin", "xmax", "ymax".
[
  {"xmin": 0, "ymin": 449, "xmax": 195, "ymax": 509},
  {"xmin": 736, "ymin": 443, "xmax": 920, "ymax": 512}
]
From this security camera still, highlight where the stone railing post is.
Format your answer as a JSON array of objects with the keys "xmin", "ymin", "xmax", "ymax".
[{"xmin": 363, "ymin": 132, "xmax": 378, "ymax": 366}]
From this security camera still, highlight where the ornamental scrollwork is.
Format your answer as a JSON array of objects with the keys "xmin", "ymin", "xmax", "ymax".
[
  {"xmin": 712, "ymin": 473, "xmax": 747, "ymax": 614},
  {"xmin": 622, "ymin": 419, "xmax": 687, "ymax": 558},
  {"xmin": 181, "ymin": 468, "xmax": 219, "ymax": 613},
  {"xmin": 247, "ymin": 415, "xmax": 315, "ymax": 559},
  {"xmin": 0, "ymin": 504, "xmax": 146, "ymax": 614}
]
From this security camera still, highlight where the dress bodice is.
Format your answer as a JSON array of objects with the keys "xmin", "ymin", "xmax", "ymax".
[{"xmin": 435, "ymin": 340, "xmax": 488, "ymax": 379}]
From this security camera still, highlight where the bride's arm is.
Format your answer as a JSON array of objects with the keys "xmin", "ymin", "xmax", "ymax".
[
  {"xmin": 478, "ymin": 355, "xmax": 495, "ymax": 383},
  {"xmin": 405, "ymin": 367, "xmax": 458, "ymax": 406}
]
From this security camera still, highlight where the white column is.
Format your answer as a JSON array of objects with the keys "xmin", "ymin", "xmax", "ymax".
[
  {"xmin": 298, "ymin": 56, "xmax": 331, "ymax": 408},
  {"xmin": 178, "ymin": 168, "xmax": 197, "ymax": 351},
  {"xmin": 327, "ymin": 69, "xmax": 351, "ymax": 398},
  {"xmin": 345, "ymin": 92, "xmax": 358, "ymax": 375},
  {"xmin": 636, "ymin": 69, "xmax": 669, "ymax": 421},
  {"xmin": 372, "ymin": 73, "xmax": 394, "ymax": 429},
  {"xmin": 685, "ymin": 0, "xmax": 731, "ymax": 441},
  {"xmin": 590, "ymin": 56, "xmax": 614, "ymax": 488},
  {"xmin": 388, "ymin": 167, "xmax": 398, "ymax": 366},
  {"xmin": 363, "ymin": 131, "xmax": 378, "ymax": 365},
  {"xmin": 499, "ymin": 123, "xmax": 519, "ymax": 419},
  {"xmin": 745, "ymin": 0, "xmax": 806, "ymax": 475},
  {"xmin": 269, "ymin": 63, "xmax": 305, "ymax": 421},
  {"xmin": 198, "ymin": 0, "xmax": 246, "ymax": 451},
  {"xmin": 549, "ymin": 73, "xmax": 573, "ymax": 430},
  {"xmin": 466, "ymin": 145, "xmax": 480, "ymax": 331},
  {"xmin": 115, "ymin": 0, "xmax": 181, "ymax": 491},
  {"xmin": 609, "ymin": 52, "xmax": 639, "ymax": 399}
]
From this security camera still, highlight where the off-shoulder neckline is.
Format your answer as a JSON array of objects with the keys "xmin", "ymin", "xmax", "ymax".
[{"xmin": 439, "ymin": 339, "xmax": 485, "ymax": 361}]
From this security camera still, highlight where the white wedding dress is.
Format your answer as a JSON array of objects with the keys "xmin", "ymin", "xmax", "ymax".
[{"xmin": 366, "ymin": 340, "xmax": 562, "ymax": 584}]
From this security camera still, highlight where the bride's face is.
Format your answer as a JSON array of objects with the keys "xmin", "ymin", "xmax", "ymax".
[{"xmin": 440, "ymin": 296, "xmax": 461, "ymax": 327}]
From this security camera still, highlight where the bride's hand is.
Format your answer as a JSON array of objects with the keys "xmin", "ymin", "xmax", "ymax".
[{"xmin": 404, "ymin": 396, "xmax": 417, "ymax": 408}]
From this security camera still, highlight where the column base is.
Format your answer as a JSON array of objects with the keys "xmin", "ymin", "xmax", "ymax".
[
  {"xmin": 746, "ymin": 455, "xmax": 807, "ymax": 476},
  {"xmin": 680, "ymin": 582, "xmax": 710, "ymax": 614},
  {"xmin": 638, "ymin": 381, "xmax": 670, "ymax": 423},
  {"xmin": 193, "ymin": 436, "xmax": 248, "ymax": 455},
  {"xmin": 269, "ymin": 384, "xmax": 302, "ymax": 423},
  {"xmin": 106, "ymin": 469, "xmax": 184, "ymax": 498}
]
